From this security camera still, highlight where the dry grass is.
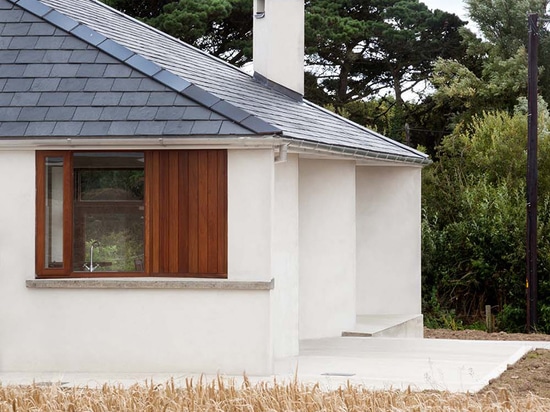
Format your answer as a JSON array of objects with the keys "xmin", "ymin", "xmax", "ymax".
[{"xmin": 2, "ymin": 377, "xmax": 550, "ymax": 412}]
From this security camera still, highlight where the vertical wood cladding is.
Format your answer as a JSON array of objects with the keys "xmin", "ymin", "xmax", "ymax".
[{"xmin": 147, "ymin": 150, "xmax": 227, "ymax": 277}]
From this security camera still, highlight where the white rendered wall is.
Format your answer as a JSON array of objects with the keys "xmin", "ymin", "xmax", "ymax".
[
  {"xmin": 271, "ymin": 154, "xmax": 300, "ymax": 358},
  {"xmin": 253, "ymin": 0, "xmax": 304, "ymax": 94},
  {"xmin": 0, "ymin": 150, "xmax": 274, "ymax": 375},
  {"xmin": 299, "ymin": 159, "xmax": 356, "ymax": 339},
  {"xmin": 227, "ymin": 149, "xmax": 273, "ymax": 282},
  {"xmin": 356, "ymin": 166, "xmax": 422, "ymax": 315}
]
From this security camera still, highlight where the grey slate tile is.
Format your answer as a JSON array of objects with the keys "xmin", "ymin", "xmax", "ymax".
[
  {"xmin": 111, "ymin": 78, "xmax": 141, "ymax": 92},
  {"xmin": 0, "ymin": 93, "xmax": 15, "ymax": 105},
  {"xmin": 135, "ymin": 121, "xmax": 165, "ymax": 135},
  {"xmin": 25, "ymin": 121, "xmax": 56, "ymax": 136},
  {"xmin": 155, "ymin": 107, "xmax": 186, "ymax": 121},
  {"xmin": 0, "ymin": 35, "xmax": 11, "ymax": 48},
  {"xmin": 0, "ymin": 64, "xmax": 25, "ymax": 77},
  {"xmin": 23, "ymin": 64, "xmax": 53, "ymax": 77},
  {"xmin": 76, "ymin": 63, "xmax": 106, "ymax": 77},
  {"xmin": 0, "ymin": 121, "xmax": 28, "ymax": 136},
  {"xmin": 58, "ymin": 78, "xmax": 87, "ymax": 91},
  {"xmin": 219, "ymin": 121, "xmax": 251, "ymax": 135},
  {"xmin": 69, "ymin": 49, "xmax": 99, "ymax": 63},
  {"xmin": 50, "ymin": 64, "xmax": 79, "ymax": 77},
  {"xmin": 103, "ymin": 64, "xmax": 132, "ymax": 78},
  {"xmin": 60, "ymin": 36, "xmax": 88, "ymax": 50},
  {"xmin": 35, "ymin": 36, "xmax": 64, "ymax": 49},
  {"xmin": 1, "ymin": 107, "xmax": 22, "ymax": 121},
  {"xmin": 209, "ymin": 112, "xmax": 224, "ymax": 120},
  {"xmin": 2, "ymin": 22, "xmax": 31, "ymax": 35},
  {"xmin": 43, "ymin": 50, "xmax": 72, "ymax": 63},
  {"xmin": 73, "ymin": 106, "xmax": 102, "ymax": 120},
  {"xmin": 0, "ymin": 10, "xmax": 23, "ymax": 23},
  {"xmin": 97, "ymin": 39, "xmax": 133, "ymax": 61},
  {"xmin": 11, "ymin": 92, "xmax": 41, "ymax": 106},
  {"xmin": 46, "ymin": 106, "xmax": 76, "ymax": 121},
  {"xmin": 147, "ymin": 92, "xmax": 176, "ymax": 106},
  {"xmin": 43, "ymin": 9, "xmax": 78, "ymax": 32},
  {"xmin": 174, "ymin": 95, "xmax": 198, "ymax": 106},
  {"xmin": 128, "ymin": 106, "xmax": 158, "ymax": 121},
  {"xmin": 0, "ymin": 0, "xmax": 13, "ymax": 9},
  {"xmin": 15, "ymin": 49, "xmax": 46, "ymax": 63},
  {"xmin": 70, "ymin": 24, "xmax": 106, "ymax": 46},
  {"xmin": 80, "ymin": 121, "xmax": 111, "ymax": 136},
  {"xmin": 94, "ymin": 53, "xmax": 118, "ymax": 64},
  {"xmin": 0, "ymin": 50, "xmax": 19, "ymax": 63},
  {"xmin": 4, "ymin": 78, "xmax": 33, "ymax": 92},
  {"xmin": 183, "ymin": 85, "xmax": 220, "ymax": 108},
  {"xmin": 153, "ymin": 70, "xmax": 190, "ymax": 92},
  {"xmin": 37, "ymin": 92, "xmax": 68, "ymax": 106},
  {"xmin": 119, "ymin": 92, "xmax": 149, "ymax": 106},
  {"xmin": 183, "ymin": 106, "xmax": 211, "ymax": 120},
  {"xmin": 99, "ymin": 106, "xmax": 130, "ymax": 120},
  {"xmin": 108, "ymin": 121, "xmax": 138, "ymax": 135},
  {"xmin": 65, "ymin": 92, "xmax": 94, "ymax": 106},
  {"xmin": 84, "ymin": 78, "xmax": 114, "ymax": 92},
  {"xmin": 91, "ymin": 92, "xmax": 122, "ymax": 106},
  {"xmin": 52, "ymin": 121, "xmax": 83, "ymax": 136},
  {"xmin": 17, "ymin": 0, "xmax": 53, "ymax": 17},
  {"xmin": 0, "ymin": 79, "xmax": 6, "ymax": 92},
  {"xmin": 126, "ymin": 54, "xmax": 161, "ymax": 76},
  {"xmin": 31, "ymin": 78, "xmax": 61, "ymax": 92},
  {"xmin": 28, "ymin": 22, "xmax": 56, "ymax": 36},
  {"xmin": 190, "ymin": 120, "xmax": 222, "ymax": 135},
  {"xmin": 163, "ymin": 121, "xmax": 193, "ymax": 135},
  {"xmin": 20, "ymin": 13, "xmax": 43, "ymax": 23},
  {"xmin": 8, "ymin": 35, "xmax": 38, "ymax": 49},
  {"xmin": 18, "ymin": 107, "xmax": 48, "ymax": 121},
  {"xmin": 139, "ymin": 78, "xmax": 165, "ymax": 92}
]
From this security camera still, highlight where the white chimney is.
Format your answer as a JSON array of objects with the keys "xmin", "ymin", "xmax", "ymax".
[{"xmin": 253, "ymin": 0, "xmax": 304, "ymax": 97}]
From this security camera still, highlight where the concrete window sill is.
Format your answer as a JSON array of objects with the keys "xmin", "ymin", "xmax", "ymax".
[{"xmin": 26, "ymin": 278, "xmax": 274, "ymax": 290}]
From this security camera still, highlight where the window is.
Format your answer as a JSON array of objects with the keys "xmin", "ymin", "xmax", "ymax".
[{"xmin": 36, "ymin": 150, "xmax": 227, "ymax": 278}]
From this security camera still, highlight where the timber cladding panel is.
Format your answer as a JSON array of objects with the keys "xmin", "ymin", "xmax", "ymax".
[{"xmin": 146, "ymin": 150, "xmax": 227, "ymax": 277}]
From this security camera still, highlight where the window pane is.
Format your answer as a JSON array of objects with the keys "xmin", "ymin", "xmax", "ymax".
[
  {"xmin": 72, "ymin": 153, "xmax": 145, "ymax": 272},
  {"xmin": 45, "ymin": 157, "xmax": 64, "ymax": 268}
]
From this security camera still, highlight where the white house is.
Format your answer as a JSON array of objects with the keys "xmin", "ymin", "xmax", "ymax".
[{"xmin": 0, "ymin": 0, "xmax": 429, "ymax": 375}]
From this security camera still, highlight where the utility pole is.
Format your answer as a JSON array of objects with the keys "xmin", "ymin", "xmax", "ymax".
[{"xmin": 526, "ymin": 13, "xmax": 539, "ymax": 333}]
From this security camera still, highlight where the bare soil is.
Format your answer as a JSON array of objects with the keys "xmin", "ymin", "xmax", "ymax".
[{"xmin": 426, "ymin": 328, "xmax": 550, "ymax": 398}]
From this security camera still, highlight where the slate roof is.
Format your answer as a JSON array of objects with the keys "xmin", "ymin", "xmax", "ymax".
[{"xmin": 1, "ymin": 0, "xmax": 429, "ymax": 164}]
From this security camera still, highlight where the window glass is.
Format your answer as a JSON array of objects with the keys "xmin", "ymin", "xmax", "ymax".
[
  {"xmin": 72, "ymin": 153, "xmax": 145, "ymax": 273},
  {"xmin": 45, "ymin": 157, "xmax": 64, "ymax": 269}
]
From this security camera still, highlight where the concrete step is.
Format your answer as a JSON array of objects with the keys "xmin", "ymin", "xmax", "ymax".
[{"xmin": 342, "ymin": 314, "xmax": 423, "ymax": 338}]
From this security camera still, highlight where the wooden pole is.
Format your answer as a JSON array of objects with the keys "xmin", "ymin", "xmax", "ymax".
[{"xmin": 526, "ymin": 13, "xmax": 539, "ymax": 332}]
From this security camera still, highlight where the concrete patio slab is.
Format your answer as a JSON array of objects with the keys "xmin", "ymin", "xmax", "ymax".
[{"xmin": 1, "ymin": 337, "xmax": 550, "ymax": 393}]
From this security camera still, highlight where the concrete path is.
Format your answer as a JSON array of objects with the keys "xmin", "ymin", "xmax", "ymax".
[
  {"xmin": 1, "ymin": 337, "xmax": 550, "ymax": 393},
  {"xmin": 275, "ymin": 337, "xmax": 550, "ymax": 392}
]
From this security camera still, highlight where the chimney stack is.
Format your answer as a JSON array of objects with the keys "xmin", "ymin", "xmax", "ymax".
[{"xmin": 253, "ymin": 0, "xmax": 304, "ymax": 97}]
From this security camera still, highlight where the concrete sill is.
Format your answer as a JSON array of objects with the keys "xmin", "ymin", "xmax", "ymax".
[{"xmin": 26, "ymin": 278, "xmax": 274, "ymax": 291}]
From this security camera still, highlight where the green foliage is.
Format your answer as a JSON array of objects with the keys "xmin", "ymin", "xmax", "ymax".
[
  {"xmin": 305, "ymin": 0, "xmax": 466, "ymax": 139},
  {"xmin": 423, "ymin": 106, "xmax": 550, "ymax": 331}
]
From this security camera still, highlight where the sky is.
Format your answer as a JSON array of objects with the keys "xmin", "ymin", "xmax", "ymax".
[{"xmin": 421, "ymin": 0, "xmax": 469, "ymax": 21}]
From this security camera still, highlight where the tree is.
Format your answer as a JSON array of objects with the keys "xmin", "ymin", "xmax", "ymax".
[
  {"xmin": 305, "ymin": 0, "xmax": 466, "ymax": 140},
  {"xmin": 431, "ymin": 0, "xmax": 550, "ymax": 128},
  {"xmin": 422, "ymin": 102, "xmax": 550, "ymax": 331},
  {"xmin": 101, "ymin": 0, "xmax": 175, "ymax": 18},
  {"xmin": 466, "ymin": 0, "xmax": 548, "ymax": 60},
  {"xmin": 101, "ymin": 0, "xmax": 253, "ymax": 66}
]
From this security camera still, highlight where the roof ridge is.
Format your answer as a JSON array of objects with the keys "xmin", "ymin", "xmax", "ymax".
[{"xmin": 8, "ymin": 0, "xmax": 281, "ymax": 136}]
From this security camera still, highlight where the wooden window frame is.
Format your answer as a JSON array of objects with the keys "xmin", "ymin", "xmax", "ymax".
[{"xmin": 35, "ymin": 150, "xmax": 228, "ymax": 279}]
